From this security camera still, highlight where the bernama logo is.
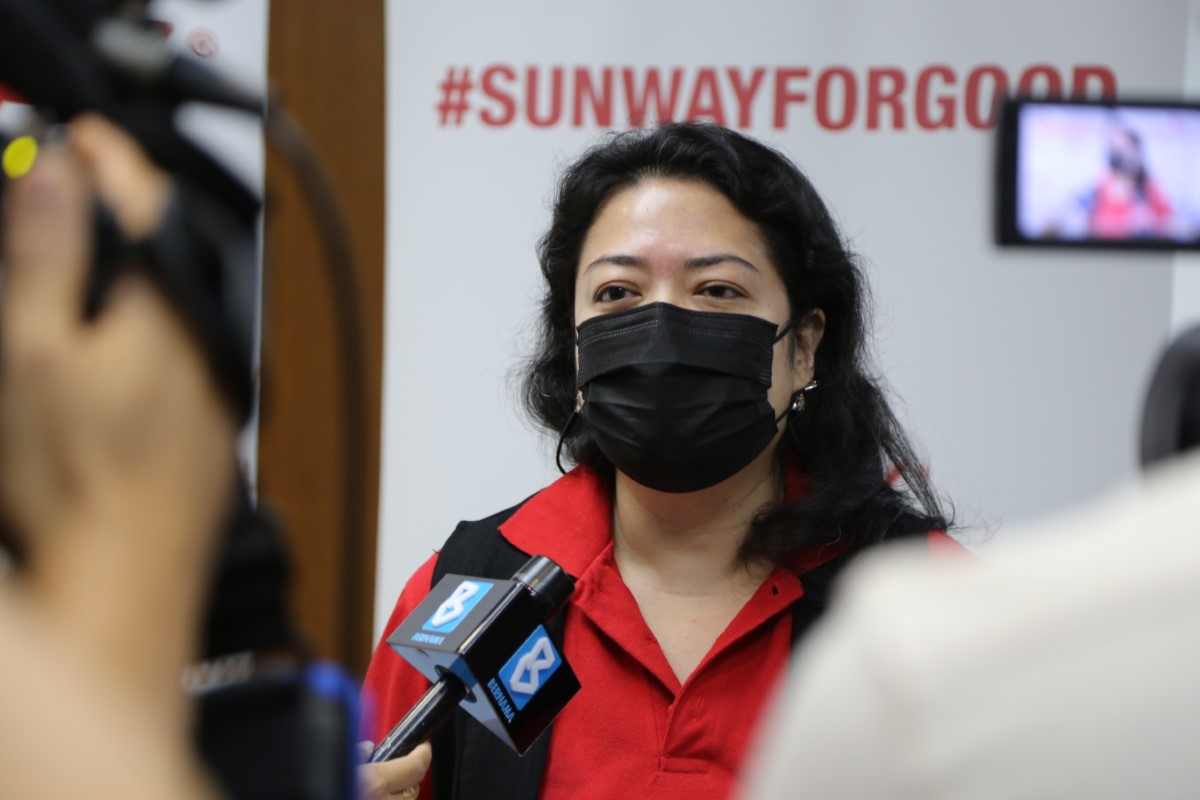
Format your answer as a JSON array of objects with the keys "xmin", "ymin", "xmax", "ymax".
[
  {"xmin": 422, "ymin": 580, "xmax": 493, "ymax": 634},
  {"xmin": 498, "ymin": 626, "xmax": 562, "ymax": 711}
]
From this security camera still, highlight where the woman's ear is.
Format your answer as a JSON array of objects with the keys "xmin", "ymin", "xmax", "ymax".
[{"xmin": 792, "ymin": 309, "xmax": 826, "ymax": 379}]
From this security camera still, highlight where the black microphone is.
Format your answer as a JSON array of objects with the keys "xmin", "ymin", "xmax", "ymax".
[{"xmin": 369, "ymin": 555, "xmax": 580, "ymax": 762}]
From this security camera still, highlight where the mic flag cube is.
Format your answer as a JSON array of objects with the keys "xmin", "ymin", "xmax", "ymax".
[{"xmin": 386, "ymin": 570, "xmax": 581, "ymax": 755}]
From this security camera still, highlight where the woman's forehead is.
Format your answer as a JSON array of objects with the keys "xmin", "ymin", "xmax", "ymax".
[{"xmin": 580, "ymin": 177, "xmax": 771, "ymax": 264}]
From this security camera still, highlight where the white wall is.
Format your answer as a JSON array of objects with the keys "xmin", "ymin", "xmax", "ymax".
[
  {"xmin": 379, "ymin": 0, "xmax": 1193, "ymax": 639},
  {"xmin": 1174, "ymin": 0, "xmax": 1200, "ymax": 337}
]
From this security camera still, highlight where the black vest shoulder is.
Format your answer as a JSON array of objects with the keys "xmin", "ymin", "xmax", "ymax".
[
  {"xmin": 429, "ymin": 498, "xmax": 557, "ymax": 800},
  {"xmin": 431, "ymin": 500, "xmax": 534, "ymax": 584}
]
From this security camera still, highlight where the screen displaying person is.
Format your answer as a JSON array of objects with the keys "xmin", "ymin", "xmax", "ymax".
[{"xmin": 1087, "ymin": 124, "xmax": 1175, "ymax": 239}]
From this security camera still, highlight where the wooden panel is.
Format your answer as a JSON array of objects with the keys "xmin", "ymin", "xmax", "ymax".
[{"xmin": 261, "ymin": 0, "xmax": 384, "ymax": 676}]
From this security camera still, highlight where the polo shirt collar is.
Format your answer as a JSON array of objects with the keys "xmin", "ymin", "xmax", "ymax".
[
  {"xmin": 497, "ymin": 461, "xmax": 845, "ymax": 581},
  {"xmin": 498, "ymin": 465, "xmax": 614, "ymax": 579}
]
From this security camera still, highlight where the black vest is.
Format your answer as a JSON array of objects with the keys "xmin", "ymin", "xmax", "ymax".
[{"xmin": 426, "ymin": 500, "xmax": 924, "ymax": 800}]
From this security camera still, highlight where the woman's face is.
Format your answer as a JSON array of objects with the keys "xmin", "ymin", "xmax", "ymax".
[
  {"xmin": 1108, "ymin": 129, "xmax": 1144, "ymax": 176},
  {"xmin": 573, "ymin": 177, "xmax": 823, "ymax": 420}
]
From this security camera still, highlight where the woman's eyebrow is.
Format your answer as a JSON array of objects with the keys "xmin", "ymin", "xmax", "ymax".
[
  {"xmin": 685, "ymin": 253, "xmax": 760, "ymax": 273},
  {"xmin": 584, "ymin": 254, "xmax": 644, "ymax": 273},
  {"xmin": 583, "ymin": 253, "xmax": 760, "ymax": 274}
]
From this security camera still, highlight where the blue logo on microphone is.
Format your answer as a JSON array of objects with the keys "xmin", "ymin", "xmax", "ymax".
[
  {"xmin": 422, "ymin": 580, "xmax": 493, "ymax": 634},
  {"xmin": 497, "ymin": 626, "xmax": 562, "ymax": 711}
]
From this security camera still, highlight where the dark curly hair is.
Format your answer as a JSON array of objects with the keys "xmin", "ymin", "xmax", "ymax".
[{"xmin": 523, "ymin": 121, "xmax": 949, "ymax": 563}]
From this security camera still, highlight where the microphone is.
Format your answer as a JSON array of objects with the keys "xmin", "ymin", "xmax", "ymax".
[{"xmin": 368, "ymin": 555, "xmax": 580, "ymax": 762}]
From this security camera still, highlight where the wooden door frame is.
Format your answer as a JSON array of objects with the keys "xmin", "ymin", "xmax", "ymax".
[{"xmin": 261, "ymin": 0, "xmax": 385, "ymax": 676}]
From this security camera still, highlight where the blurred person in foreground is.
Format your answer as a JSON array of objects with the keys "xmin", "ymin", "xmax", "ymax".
[
  {"xmin": 743, "ymin": 416, "xmax": 1200, "ymax": 798},
  {"xmin": 0, "ymin": 114, "xmax": 231, "ymax": 798},
  {"xmin": 0, "ymin": 117, "xmax": 432, "ymax": 798}
]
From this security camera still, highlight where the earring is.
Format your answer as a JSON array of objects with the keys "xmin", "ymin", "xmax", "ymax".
[
  {"xmin": 789, "ymin": 380, "xmax": 819, "ymax": 414},
  {"xmin": 555, "ymin": 391, "xmax": 587, "ymax": 475}
]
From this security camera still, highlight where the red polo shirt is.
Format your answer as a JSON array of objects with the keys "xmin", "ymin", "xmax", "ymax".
[{"xmin": 363, "ymin": 468, "xmax": 960, "ymax": 799}]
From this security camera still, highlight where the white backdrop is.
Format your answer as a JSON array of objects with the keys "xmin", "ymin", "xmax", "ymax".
[
  {"xmin": 379, "ymin": 0, "xmax": 1196, "ymax": 639},
  {"xmin": 1176, "ymin": 3, "xmax": 1200, "ymax": 333}
]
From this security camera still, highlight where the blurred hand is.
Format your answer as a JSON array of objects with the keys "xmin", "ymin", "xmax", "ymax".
[
  {"xmin": 0, "ymin": 114, "xmax": 233, "ymax": 558},
  {"xmin": 0, "ymin": 114, "xmax": 238, "ymax": 728},
  {"xmin": 358, "ymin": 743, "xmax": 432, "ymax": 800}
]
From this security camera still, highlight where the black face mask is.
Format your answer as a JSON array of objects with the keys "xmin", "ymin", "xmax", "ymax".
[
  {"xmin": 1109, "ymin": 150, "xmax": 1144, "ymax": 179},
  {"xmin": 575, "ymin": 302, "xmax": 790, "ymax": 493}
]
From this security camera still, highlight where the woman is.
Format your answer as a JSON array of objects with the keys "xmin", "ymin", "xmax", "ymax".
[
  {"xmin": 362, "ymin": 122, "xmax": 955, "ymax": 800},
  {"xmin": 1087, "ymin": 124, "xmax": 1175, "ymax": 240}
]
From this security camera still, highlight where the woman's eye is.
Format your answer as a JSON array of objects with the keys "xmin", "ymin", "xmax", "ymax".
[
  {"xmin": 595, "ymin": 285, "xmax": 632, "ymax": 303},
  {"xmin": 699, "ymin": 284, "xmax": 745, "ymax": 299}
]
